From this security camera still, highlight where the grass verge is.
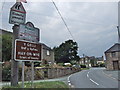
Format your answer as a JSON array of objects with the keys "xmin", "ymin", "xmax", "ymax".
[
  {"xmin": 2, "ymin": 81, "xmax": 69, "ymax": 88},
  {"xmin": 81, "ymin": 68, "xmax": 89, "ymax": 70}
]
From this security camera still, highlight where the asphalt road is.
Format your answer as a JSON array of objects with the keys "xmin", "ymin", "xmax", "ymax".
[{"xmin": 68, "ymin": 68, "xmax": 119, "ymax": 88}]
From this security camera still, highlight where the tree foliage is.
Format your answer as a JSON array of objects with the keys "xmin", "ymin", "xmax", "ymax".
[
  {"xmin": 53, "ymin": 40, "xmax": 80, "ymax": 63},
  {"xmin": 2, "ymin": 34, "xmax": 12, "ymax": 61}
]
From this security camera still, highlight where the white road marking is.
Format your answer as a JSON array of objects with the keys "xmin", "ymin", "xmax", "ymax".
[
  {"xmin": 87, "ymin": 72, "xmax": 89, "ymax": 78},
  {"xmin": 67, "ymin": 74, "xmax": 74, "ymax": 87},
  {"xmin": 87, "ymin": 71, "xmax": 99, "ymax": 86},
  {"xmin": 68, "ymin": 75, "xmax": 71, "ymax": 82},
  {"xmin": 90, "ymin": 78, "xmax": 99, "ymax": 86},
  {"xmin": 102, "ymin": 70, "xmax": 117, "ymax": 80},
  {"xmin": 68, "ymin": 80, "xmax": 70, "ymax": 83},
  {"xmin": 68, "ymin": 83, "xmax": 71, "ymax": 86},
  {"xmin": 87, "ymin": 73, "xmax": 89, "ymax": 78}
]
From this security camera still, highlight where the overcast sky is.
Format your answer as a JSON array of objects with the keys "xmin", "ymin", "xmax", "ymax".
[{"xmin": 0, "ymin": 0, "xmax": 119, "ymax": 57}]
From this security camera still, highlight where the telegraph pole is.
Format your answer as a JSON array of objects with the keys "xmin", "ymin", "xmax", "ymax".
[{"xmin": 117, "ymin": 26, "xmax": 120, "ymax": 43}]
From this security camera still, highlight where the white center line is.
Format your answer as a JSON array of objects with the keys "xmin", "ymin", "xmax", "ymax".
[
  {"xmin": 87, "ymin": 73, "xmax": 89, "ymax": 78},
  {"xmin": 87, "ymin": 71, "xmax": 99, "ymax": 86},
  {"xmin": 87, "ymin": 71, "xmax": 90, "ymax": 78},
  {"xmin": 90, "ymin": 78, "xmax": 99, "ymax": 86}
]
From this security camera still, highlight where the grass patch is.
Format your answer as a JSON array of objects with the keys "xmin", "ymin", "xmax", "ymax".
[
  {"xmin": 2, "ymin": 81, "xmax": 69, "ymax": 88},
  {"xmin": 81, "ymin": 68, "xmax": 89, "ymax": 70}
]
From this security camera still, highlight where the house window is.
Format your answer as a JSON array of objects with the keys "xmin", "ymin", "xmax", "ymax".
[
  {"xmin": 111, "ymin": 52, "xmax": 116, "ymax": 57},
  {"xmin": 47, "ymin": 50, "xmax": 50, "ymax": 56}
]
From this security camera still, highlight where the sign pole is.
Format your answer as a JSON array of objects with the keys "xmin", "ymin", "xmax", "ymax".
[
  {"xmin": 31, "ymin": 61, "xmax": 34, "ymax": 88},
  {"xmin": 11, "ymin": 25, "xmax": 19, "ymax": 86},
  {"xmin": 22, "ymin": 61, "xmax": 24, "ymax": 88}
]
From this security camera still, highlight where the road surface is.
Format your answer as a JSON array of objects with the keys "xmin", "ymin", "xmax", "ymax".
[{"xmin": 68, "ymin": 68, "xmax": 119, "ymax": 88}]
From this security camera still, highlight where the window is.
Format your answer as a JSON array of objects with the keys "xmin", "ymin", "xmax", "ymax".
[
  {"xmin": 47, "ymin": 50, "xmax": 50, "ymax": 56},
  {"xmin": 111, "ymin": 52, "xmax": 116, "ymax": 57}
]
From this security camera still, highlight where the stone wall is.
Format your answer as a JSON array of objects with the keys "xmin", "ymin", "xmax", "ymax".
[{"xmin": 24, "ymin": 67, "xmax": 81, "ymax": 81}]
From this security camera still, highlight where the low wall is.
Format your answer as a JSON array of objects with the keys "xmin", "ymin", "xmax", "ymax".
[{"xmin": 24, "ymin": 67, "xmax": 81, "ymax": 81}]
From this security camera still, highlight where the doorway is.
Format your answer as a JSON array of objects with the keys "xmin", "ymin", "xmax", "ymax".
[{"xmin": 113, "ymin": 61, "xmax": 119, "ymax": 70}]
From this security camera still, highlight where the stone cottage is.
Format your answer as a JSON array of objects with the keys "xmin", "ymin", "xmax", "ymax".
[
  {"xmin": 41, "ymin": 43, "xmax": 54, "ymax": 65},
  {"xmin": 105, "ymin": 43, "xmax": 120, "ymax": 70}
]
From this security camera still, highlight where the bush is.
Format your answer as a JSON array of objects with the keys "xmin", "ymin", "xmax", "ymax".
[
  {"xmin": 2, "ymin": 62, "xmax": 11, "ymax": 81},
  {"xmin": 80, "ymin": 65, "xmax": 86, "ymax": 68},
  {"xmin": 57, "ymin": 63, "xmax": 64, "ymax": 66},
  {"xmin": 100, "ymin": 63, "xmax": 105, "ymax": 67}
]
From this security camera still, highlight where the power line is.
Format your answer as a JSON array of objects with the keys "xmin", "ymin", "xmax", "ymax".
[{"xmin": 51, "ymin": 0, "xmax": 75, "ymax": 41}]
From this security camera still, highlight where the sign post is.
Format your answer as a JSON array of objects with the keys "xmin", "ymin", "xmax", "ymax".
[
  {"xmin": 31, "ymin": 61, "xmax": 34, "ymax": 88},
  {"xmin": 11, "ymin": 25, "xmax": 19, "ymax": 86},
  {"xmin": 22, "ymin": 61, "xmax": 24, "ymax": 88},
  {"xmin": 9, "ymin": 2, "xmax": 26, "ymax": 87},
  {"xmin": 9, "ymin": 2, "xmax": 40, "ymax": 88}
]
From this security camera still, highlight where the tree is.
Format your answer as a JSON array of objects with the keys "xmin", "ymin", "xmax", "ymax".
[
  {"xmin": 2, "ymin": 34, "xmax": 12, "ymax": 62},
  {"xmin": 53, "ymin": 40, "xmax": 80, "ymax": 63}
]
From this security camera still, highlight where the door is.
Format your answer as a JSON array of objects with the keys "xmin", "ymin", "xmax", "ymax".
[{"xmin": 113, "ymin": 61, "xmax": 119, "ymax": 70}]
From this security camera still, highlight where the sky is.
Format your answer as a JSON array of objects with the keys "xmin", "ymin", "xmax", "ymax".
[{"xmin": 0, "ymin": 0, "xmax": 119, "ymax": 57}]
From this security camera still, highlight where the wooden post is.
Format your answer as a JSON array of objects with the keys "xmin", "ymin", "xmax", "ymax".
[{"xmin": 11, "ymin": 25, "xmax": 19, "ymax": 86}]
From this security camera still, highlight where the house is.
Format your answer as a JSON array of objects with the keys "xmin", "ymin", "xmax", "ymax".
[
  {"xmin": 96, "ymin": 56, "xmax": 104, "ymax": 65},
  {"xmin": 105, "ymin": 43, "xmax": 120, "ymax": 70},
  {"xmin": 79, "ymin": 56, "xmax": 91, "ymax": 68},
  {"xmin": 41, "ymin": 43, "xmax": 54, "ymax": 65},
  {"xmin": 89, "ymin": 56, "xmax": 97, "ymax": 67}
]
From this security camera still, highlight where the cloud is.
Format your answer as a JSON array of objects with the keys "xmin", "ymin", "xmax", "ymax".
[{"xmin": 1, "ymin": 2, "xmax": 118, "ymax": 57}]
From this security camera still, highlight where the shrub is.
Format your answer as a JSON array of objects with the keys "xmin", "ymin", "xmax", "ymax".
[
  {"xmin": 100, "ymin": 63, "xmax": 105, "ymax": 67},
  {"xmin": 80, "ymin": 64, "xmax": 86, "ymax": 68},
  {"xmin": 2, "ymin": 62, "xmax": 11, "ymax": 81}
]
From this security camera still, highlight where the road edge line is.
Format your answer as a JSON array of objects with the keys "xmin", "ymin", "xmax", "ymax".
[
  {"xmin": 67, "ymin": 74, "xmax": 74, "ymax": 88},
  {"xmin": 102, "ymin": 70, "xmax": 117, "ymax": 81}
]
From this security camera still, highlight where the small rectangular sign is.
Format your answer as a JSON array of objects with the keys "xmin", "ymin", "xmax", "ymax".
[
  {"xmin": 15, "ymin": 39, "xmax": 41, "ymax": 61},
  {"xmin": 9, "ymin": 10, "xmax": 26, "ymax": 24}
]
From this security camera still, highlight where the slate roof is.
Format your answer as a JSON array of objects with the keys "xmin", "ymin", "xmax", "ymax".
[{"xmin": 105, "ymin": 43, "xmax": 120, "ymax": 53}]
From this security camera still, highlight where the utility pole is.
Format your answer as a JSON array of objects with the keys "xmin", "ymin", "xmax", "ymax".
[
  {"xmin": 117, "ymin": 26, "xmax": 120, "ymax": 43},
  {"xmin": 11, "ymin": 25, "xmax": 19, "ymax": 86}
]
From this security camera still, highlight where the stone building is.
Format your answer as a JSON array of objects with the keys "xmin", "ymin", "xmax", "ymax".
[
  {"xmin": 79, "ymin": 56, "xmax": 91, "ymax": 68},
  {"xmin": 41, "ymin": 43, "xmax": 54, "ymax": 65},
  {"xmin": 105, "ymin": 43, "xmax": 120, "ymax": 70},
  {"xmin": 96, "ymin": 56, "xmax": 105, "ymax": 65}
]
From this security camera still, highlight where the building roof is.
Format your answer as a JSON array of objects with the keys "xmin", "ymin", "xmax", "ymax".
[
  {"xmin": 105, "ymin": 43, "xmax": 120, "ymax": 53},
  {"xmin": 41, "ymin": 43, "xmax": 52, "ymax": 51},
  {"xmin": 0, "ymin": 29, "xmax": 12, "ymax": 35},
  {"xmin": 96, "ymin": 57, "xmax": 103, "ymax": 61}
]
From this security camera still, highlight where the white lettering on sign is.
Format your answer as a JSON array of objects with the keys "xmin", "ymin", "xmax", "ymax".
[{"xmin": 9, "ymin": 10, "xmax": 26, "ymax": 24}]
